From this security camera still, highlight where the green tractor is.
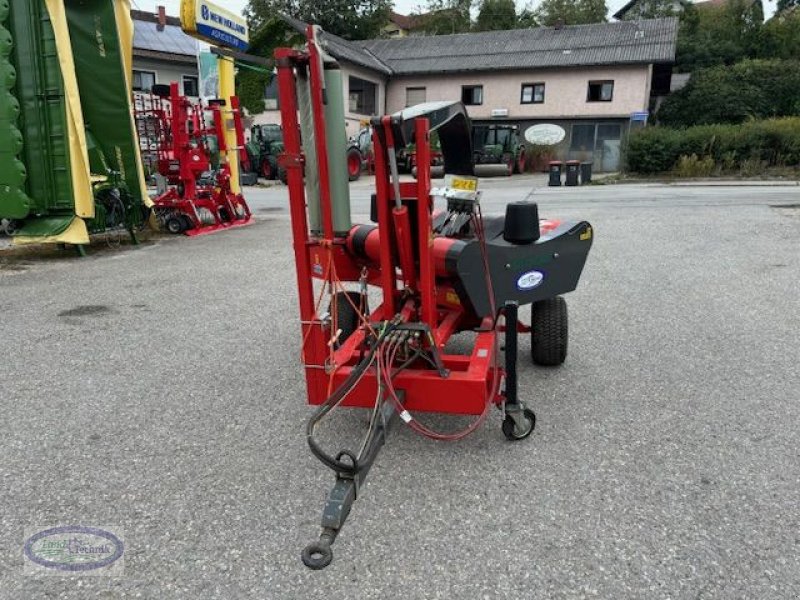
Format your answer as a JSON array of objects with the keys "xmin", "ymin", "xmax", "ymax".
[
  {"xmin": 346, "ymin": 126, "xmax": 372, "ymax": 182},
  {"xmin": 247, "ymin": 124, "xmax": 284, "ymax": 180},
  {"xmin": 472, "ymin": 124, "xmax": 527, "ymax": 176}
]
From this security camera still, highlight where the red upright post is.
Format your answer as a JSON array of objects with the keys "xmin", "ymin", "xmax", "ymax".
[
  {"xmin": 371, "ymin": 123, "xmax": 398, "ymax": 315},
  {"xmin": 275, "ymin": 49, "xmax": 327, "ymax": 403},
  {"xmin": 415, "ymin": 118, "xmax": 436, "ymax": 328}
]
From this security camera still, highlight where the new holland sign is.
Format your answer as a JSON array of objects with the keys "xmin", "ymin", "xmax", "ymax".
[{"xmin": 180, "ymin": 0, "xmax": 249, "ymax": 51}]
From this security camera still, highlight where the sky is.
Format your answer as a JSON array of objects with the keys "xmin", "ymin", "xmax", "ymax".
[{"xmin": 135, "ymin": 0, "xmax": 775, "ymax": 24}]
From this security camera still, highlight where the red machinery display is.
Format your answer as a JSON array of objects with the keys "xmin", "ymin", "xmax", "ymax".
[
  {"xmin": 134, "ymin": 82, "xmax": 252, "ymax": 236},
  {"xmin": 276, "ymin": 27, "xmax": 593, "ymax": 570}
]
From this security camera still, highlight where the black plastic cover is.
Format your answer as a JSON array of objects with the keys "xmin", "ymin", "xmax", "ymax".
[{"xmin": 372, "ymin": 101, "xmax": 474, "ymax": 176}]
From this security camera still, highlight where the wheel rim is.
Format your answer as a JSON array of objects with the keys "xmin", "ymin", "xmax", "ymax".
[
  {"xmin": 507, "ymin": 158, "xmax": 514, "ymax": 175},
  {"xmin": 517, "ymin": 155, "xmax": 526, "ymax": 173},
  {"xmin": 261, "ymin": 161, "xmax": 271, "ymax": 179}
]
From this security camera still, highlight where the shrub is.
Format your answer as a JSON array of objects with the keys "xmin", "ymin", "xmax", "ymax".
[
  {"xmin": 675, "ymin": 154, "xmax": 715, "ymax": 177},
  {"xmin": 625, "ymin": 117, "xmax": 800, "ymax": 175},
  {"xmin": 624, "ymin": 127, "xmax": 680, "ymax": 174},
  {"xmin": 658, "ymin": 59, "xmax": 800, "ymax": 128}
]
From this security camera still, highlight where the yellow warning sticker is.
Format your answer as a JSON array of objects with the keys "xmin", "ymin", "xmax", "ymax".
[
  {"xmin": 449, "ymin": 176, "xmax": 478, "ymax": 191},
  {"xmin": 580, "ymin": 226, "xmax": 592, "ymax": 241}
]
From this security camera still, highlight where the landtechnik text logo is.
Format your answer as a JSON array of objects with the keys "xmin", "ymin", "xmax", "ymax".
[{"xmin": 24, "ymin": 526, "xmax": 124, "ymax": 575}]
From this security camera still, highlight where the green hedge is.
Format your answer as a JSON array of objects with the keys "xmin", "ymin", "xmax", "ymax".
[
  {"xmin": 625, "ymin": 118, "xmax": 800, "ymax": 174},
  {"xmin": 658, "ymin": 60, "xmax": 800, "ymax": 128}
]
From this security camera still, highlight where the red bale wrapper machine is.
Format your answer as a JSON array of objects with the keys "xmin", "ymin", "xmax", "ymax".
[
  {"xmin": 134, "ymin": 82, "xmax": 252, "ymax": 235},
  {"xmin": 276, "ymin": 28, "xmax": 594, "ymax": 569}
]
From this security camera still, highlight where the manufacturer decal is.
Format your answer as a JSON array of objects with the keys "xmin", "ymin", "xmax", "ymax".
[
  {"xmin": 516, "ymin": 270, "xmax": 544, "ymax": 291},
  {"xmin": 580, "ymin": 226, "xmax": 592, "ymax": 241}
]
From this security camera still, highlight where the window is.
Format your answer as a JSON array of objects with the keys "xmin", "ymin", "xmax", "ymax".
[
  {"xmin": 587, "ymin": 80, "xmax": 614, "ymax": 102},
  {"xmin": 183, "ymin": 76, "xmax": 199, "ymax": 97},
  {"xmin": 461, "ymin": 85, "xmax": 483, "ymax": 106},
  {"xmin": 570, "ymin": 123, "xmax": 596, "ymax": 153},
  {"xmin": 133, "ymin": 70, "xmax": 156, "ymax": 93},
  {"xmin": 406, "ymin": 87, "xmax": 426, "ymax": 107},
  {"xmin": 264, "ymin": 76, "xmax": 279, "ymax": 110},
  {"xmin": 348, "ymin": 76, "xmax": 377, "ymax": 115},
  {"xmin": 521, "ymin": 83, "xmax": 545, "ymax": 104}
]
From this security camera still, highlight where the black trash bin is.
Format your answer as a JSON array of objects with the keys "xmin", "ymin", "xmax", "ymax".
[
  {"xmin": 548, "ymin": 161, "xmax": 563, "ymax": 187},
  {"xmin": 580, "ymin": 162, "xmax": 593, "ymax": 184},
  {"xmin": 565, "ymin": 160, "xmax": 580, "ymax": 186}
]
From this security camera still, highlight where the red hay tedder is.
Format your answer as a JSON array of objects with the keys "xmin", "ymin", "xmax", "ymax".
[
  {"xmin": 134, "ymin": 82, "xmax": 252, "ymax": 236},
  {"xmin": 276, "ymin": 26, "xmax": 594, "ymax": 569}
]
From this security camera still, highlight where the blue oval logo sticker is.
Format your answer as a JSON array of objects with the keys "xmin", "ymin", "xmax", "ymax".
[
  {"xmin": 516, "ymin": 270, "xmax": 544, "ymax": 291},
  {"xmin": 24, "ymin": 526, "xmax": 124, "ymax": 572}
]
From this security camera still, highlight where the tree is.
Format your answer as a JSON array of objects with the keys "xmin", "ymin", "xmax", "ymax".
[
  {"xmin": 415, "ymin": 0, "xmax": 473, "ymax": 35},
  {"xmin": 776, "ymin": 0, "xmax": 798, "ymax": 12},
  {"xmin": 474, "ymin": 0, "xmax": 518, "ymax": 31},
  {"xmin": 675, "ymin": 0, "xmax": 764, "ymax": 71},
  {"xmin": 617, "ymin": 0, "xmax": 683, "ymax": 20},
  {"xmin": 234, "ymin": 19, "xmax": 302, "ymax": 114},
  {"xmin": 517, "ymin": 7, "xmax": 539, "ymax": 27},
  {"xmin": 245, "ymin": 0, "xmax": 391, "ymax": 41},
  {"xmin": 758, "ymin": 10, "xmax": 800, "ymax": 60},
  {"xmin": 534, "ymin": 0, "xmax": 608, "ymax": 27}
]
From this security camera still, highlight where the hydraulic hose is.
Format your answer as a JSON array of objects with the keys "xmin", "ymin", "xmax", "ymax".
[{"xmin": 306, "ymin": 322, "xmax": 397, "ymax": 475}]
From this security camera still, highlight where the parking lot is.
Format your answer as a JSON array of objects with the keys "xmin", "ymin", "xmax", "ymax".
[{"xmin": 2, "ymin": 177, "xmax": 799, "ymax": 598}]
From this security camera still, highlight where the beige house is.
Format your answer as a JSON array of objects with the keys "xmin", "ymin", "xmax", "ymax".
[
  {"xmin": 131, "ymin": 8, "xmax": 200, "ymax": 98},
  {"xmin": 261, "ymin": 17, "xmax": 678, "ymax": 172}
]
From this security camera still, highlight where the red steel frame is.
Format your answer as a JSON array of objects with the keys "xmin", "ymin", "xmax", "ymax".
[
  {"xmin": 136, "ymin": 82, "xmax": 253, "ymax": 236},
  {"xmin": 276, "ymin": 38, "xmax": 504, "ymax": 416}
]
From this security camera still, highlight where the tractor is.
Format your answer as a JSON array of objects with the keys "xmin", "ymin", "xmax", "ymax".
[
  {"xmin": 472, "ymin": 123, "xmax": 527, "ymax": 176},
  {"xmin": 247, "ymin": 124, "xmax": 284, "ymax": 180}
]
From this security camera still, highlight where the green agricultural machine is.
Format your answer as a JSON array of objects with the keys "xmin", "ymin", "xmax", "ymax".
[
  {"xmin": 472, "ymin": 124, "xmax": 527, "ymax": 176},
  {"xmin": 0, "ymin": 0, "xmax": 149, "ymax": 252},
  {"xmin": 246, "ymin": 124, "xmax": 284, "ymax": 180}
]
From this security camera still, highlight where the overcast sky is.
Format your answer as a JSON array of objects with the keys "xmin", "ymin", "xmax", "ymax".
[{"xmin": 135, "ymin": 0, "xmax": 775, "ymax": 25}]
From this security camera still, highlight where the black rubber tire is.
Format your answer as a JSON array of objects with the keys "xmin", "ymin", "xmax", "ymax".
[
  {"xmin": 347, "ymin": 148, "xmax": 362, "ymax": 181},
  {"xmin": 329, "ymin": 292, "xmax": 368, "ymax": 346},
  {"xmin": 502, "ymin": 407, "xmax": 536, "ymax": 441},
  {"xmin": 165, "ymin": 216, "xmax": 183, "ymax": 234},
  {"xmin": 531, "ymin": 296, "xmax": 568, "ymax": 366}
]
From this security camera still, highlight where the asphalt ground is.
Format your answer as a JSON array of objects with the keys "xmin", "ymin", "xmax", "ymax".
[{"xmin": 1, "ymin": 177, "xmax": 799, "ymax": 598}]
